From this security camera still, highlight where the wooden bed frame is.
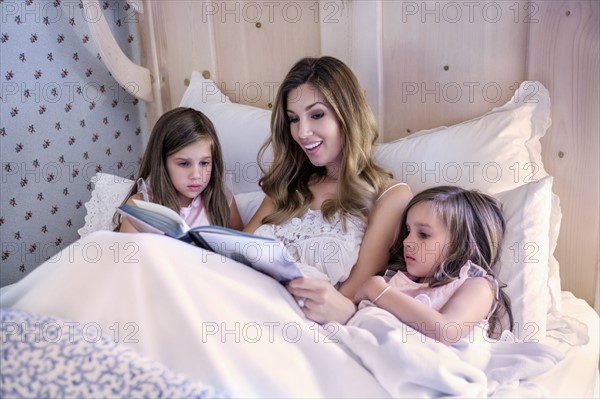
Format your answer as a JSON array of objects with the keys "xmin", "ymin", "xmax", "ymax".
[{"xmin": 91, "ymin": 0, "xmax": 599, "ymax": 308}]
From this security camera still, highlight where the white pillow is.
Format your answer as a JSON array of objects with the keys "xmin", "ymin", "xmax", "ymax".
[
  {"xmin": 235, "ymin": 191, "xmax": 265, "ymax": 226},
  {"xmin": 375, "ymin": 81, "xmax": 551, "ymax": 195},
  {"xmin": 495, "ymin": 176, "xmax": 553, "ymax": 342},
  {"xmin": 181, "ymin": 73, "xmax": 551, "ymax": 196},
  {"xmin": 78, "ymin": 173, "xmax": 134, "ymax": 237},
  {"xmin": 546, "ymin": 193, "xmax": 563, "ymax": 313}
]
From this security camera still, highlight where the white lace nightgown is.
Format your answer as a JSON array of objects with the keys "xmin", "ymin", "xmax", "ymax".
[
  {"xmin": 254, "ymin": 209, "xmax": 366, "ymax": 285},
  {"xmin": 253, "ymin": 182, "xmax": 407, "ymax": 285}
]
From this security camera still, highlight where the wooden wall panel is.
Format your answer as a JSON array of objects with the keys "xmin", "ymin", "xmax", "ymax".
[
  {"xmin": 138, "ymin": 0, "xmax": 216, "ymax": 128},
  {"xmin": 381, "ymin": 1, "xmax": 529, "ymax": 141},
  {"xmin": 527, "ymin": 0, "xmax": 600, "ymax": 306},
  {"xmin": 320, "ymin": 1, "xmax": 384, "ymax": 133},
  {"xmin": 213, "ymin": 0, "xmax": 321, "ymax": 109},
  {"xmin": 139, "ymin": 0, "xmax": 321, "ymax": 125}
]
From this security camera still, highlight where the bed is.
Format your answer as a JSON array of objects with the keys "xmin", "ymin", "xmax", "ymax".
[
  {"xmin": 1, "ymin": 71, "xmax": 598, "ymax": 398},
  {"xmin": 1, "ymin": 0, "xmax": 599, "ymax": 397}
]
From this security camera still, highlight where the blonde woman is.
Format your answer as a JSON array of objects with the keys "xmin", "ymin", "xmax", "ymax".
[{"xmin": 245, "ymin": 56, "xmax": 412, "ymax": 324}]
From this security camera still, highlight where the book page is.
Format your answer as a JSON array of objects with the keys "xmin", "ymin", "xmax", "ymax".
[
  {"xmin": 132, "ymin": 199, "xmax": 189, "ymax": 229},
  {"xmin": 189, "ymin": 229, "xmax": 303, "ymax": 283}
]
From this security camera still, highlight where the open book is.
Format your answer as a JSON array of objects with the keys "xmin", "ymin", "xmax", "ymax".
[{"xmin": 118, "ymin": 200, "xmax": 303, "ymax": 284}]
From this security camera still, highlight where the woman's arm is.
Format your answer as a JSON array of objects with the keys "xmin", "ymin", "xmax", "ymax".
[
  {"xmin": 356, "ymin": 276, "xmax": 494, "ymax": 344},
  {"xmin": 287, "ymin": 278, "xmax": 357, "ymax": 324},
  {"xmin": 338, "ymin": 183, "xmax": 412, "ymax": 299},
  {"xmin": 117, "ymin": 193, "xmax": 144, "ymax": 233},
  {"xmin": 227, "ymin": 197, "xmax": 244, "ymax": 230}
]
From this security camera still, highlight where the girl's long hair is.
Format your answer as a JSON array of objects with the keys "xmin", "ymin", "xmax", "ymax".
[
  {"xmin": 258, "ymin": 56, "xmax": 392, "ymax": 226},
  {"xmin": 389, "ymin": 186, "xmax": 514, "ymax": 337},
  {"xmin": 114, "ymin": 107, "xmax": 229, "ymax": 228}
]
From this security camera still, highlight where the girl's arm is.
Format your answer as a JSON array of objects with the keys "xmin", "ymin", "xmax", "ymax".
[
  {"xmin": 227, "ymin": 197, "xmax": 244, "ymax": 230},
  {"xmin": 287, "ymin": 183, "xmax": 412, "ymax": 324},
  {"xmin": 356, "ymin": 276, "xmax": 495, "ymax": 344},
  {"xmin": 117, "ymin": 193, "xmax": 144, "ymax": 233}
]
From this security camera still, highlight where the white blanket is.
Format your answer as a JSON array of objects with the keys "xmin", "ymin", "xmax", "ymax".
[
  {"xmin": 0, "ymin": 231, "xmax": 388, "ymax": 398},
  {"xmin": 331, "ymin": 305, "xmax": 565, "ymax": 398},
  {"xmin": 0, "ymin": 231, "xmax": 566, "ymax": 398}
]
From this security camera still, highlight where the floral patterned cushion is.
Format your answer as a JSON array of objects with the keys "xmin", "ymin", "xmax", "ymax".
[{"xmin": 0, "ymin": 308, "xmax": 228, "ymax": 398}]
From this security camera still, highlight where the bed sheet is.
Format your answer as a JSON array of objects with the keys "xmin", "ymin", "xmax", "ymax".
[{"xmin": 532, "ymin": 292, "xmax": 600, "ymax": 398}]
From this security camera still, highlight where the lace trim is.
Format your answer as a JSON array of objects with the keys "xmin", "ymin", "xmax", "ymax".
[
  {"xmin": 269, "ymin": 209, "xmax": 365, "ymax": 248},
  {"xmin": 254, "ymin": 209, "xmax": 366, "ymax": 284},
  {"xmin": 78, "ymin": 173, "xmax": 134, "ymax": 237}
]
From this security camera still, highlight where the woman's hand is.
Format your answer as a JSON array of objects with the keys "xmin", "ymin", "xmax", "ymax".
[
  {"xmin": 354, "ymin": 275, "xmax": 387, "ymax": 303},
  {"xmin": 287, "ymin": 278, "xmax": 357, "ymax": 324}
]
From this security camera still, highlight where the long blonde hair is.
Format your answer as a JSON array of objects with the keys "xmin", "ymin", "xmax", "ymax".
[
  {"xmin": 114, "ymin": 107, "xmax": 229, "ymax": 228},
  {"xmin": 258, "ymin": 56, "xmax": 392, "ymax": 225}
]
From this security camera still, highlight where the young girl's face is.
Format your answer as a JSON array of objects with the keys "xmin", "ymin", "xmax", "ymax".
[
  {"xmin": 403, "ymin": 202, "xmax": 451, "ymax": 281},
  {"xmin": 287, "ymin": 83, "xmax": 344, "ymax": 176},
  {"xmin": 166, "ymin": 138, "xmax": 213, "ymax": 207}
]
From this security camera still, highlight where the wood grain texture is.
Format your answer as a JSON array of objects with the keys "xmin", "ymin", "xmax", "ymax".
[
  {"xmin": 213, "ymin": 0, "xmax": 321, "ymax": 109},
  {"xmin": 527, "ymin": 0, "xmax": 599, "ymax": 306},
  {"xmin": 381, "ymin": 0, "xmax": 529, "ymax": 141}
]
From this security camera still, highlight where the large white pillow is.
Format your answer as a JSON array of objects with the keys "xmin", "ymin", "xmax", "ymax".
[
  {"xmin": 181, "ymin": 74, "xmax": 551, "ymax": 198},
  {"xmin": 375, "ymin": 81, "xmax": 551, "ymax": 195},
  {"xmin": 494, "ymin": 176, "xmax": 553, "ymax": 342},
  {"xmin": 546, "ymin": 194, "xmax": 563, "ymax": 313}
]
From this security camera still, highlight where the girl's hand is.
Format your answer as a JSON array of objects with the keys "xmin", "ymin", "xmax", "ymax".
[
  {"xmin": 354, "ymin": 275, "xmax": 387, "ymax": 303},
  {"xmin": 287, "ymin": 278, "xmax": 356, "ymax": 324}
]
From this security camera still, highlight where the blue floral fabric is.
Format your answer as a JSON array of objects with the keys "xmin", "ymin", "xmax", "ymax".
[{"xmin": 0, "ymin": 308, "xmax": 228, "ymax": 398}]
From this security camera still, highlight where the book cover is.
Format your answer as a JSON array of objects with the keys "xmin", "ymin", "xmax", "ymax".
[{"xmin": 117, "ymin": 201, "xmax": 303, "ymax": 283}]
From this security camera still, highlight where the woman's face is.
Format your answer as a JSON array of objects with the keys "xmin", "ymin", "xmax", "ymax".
[{"xmin": 286, "ymin": 84, "xmax": 343, "ymax": 176}]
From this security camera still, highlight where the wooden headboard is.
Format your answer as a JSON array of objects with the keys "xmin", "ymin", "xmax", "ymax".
[{"xmin": 132, "ymin": 0, "xmax": 598, "ymax": 306}]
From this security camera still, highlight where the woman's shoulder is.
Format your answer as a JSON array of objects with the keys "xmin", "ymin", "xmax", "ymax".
[
  {"xmin": 377, "ymin": 180, "xmax": 412, "ymax": 202},
  {"xmin": 243, "ymin": 194, "xmax": 274, "ymax": 234},
  {"xmin": 366, "ymin": 180, "xmax": 412, "ymax": 227},
  {"xmin": 373, "ymin": 180, "xmax": 412, "ymax": 215}
]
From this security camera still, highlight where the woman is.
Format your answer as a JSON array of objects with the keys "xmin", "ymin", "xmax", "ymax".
[{"xmin": 246, "ymin": 56, "xmax": 412, "ymax": 323}]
